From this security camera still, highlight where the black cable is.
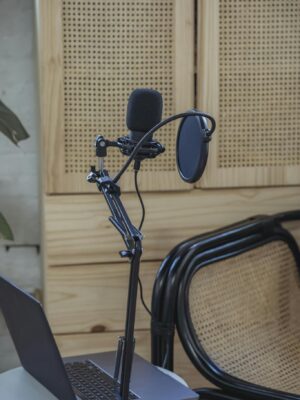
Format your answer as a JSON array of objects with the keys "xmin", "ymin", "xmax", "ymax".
[
  {"xmin": 134, "ymin": 168, "xmax": 152, "ymax": 317},
  {"xmin": 138, "ymin": 277, "xmax": 152, "ymax": 317},
  {"xmin": 134, "ymin": 169, "xmax": 145, "ymax": 230}
]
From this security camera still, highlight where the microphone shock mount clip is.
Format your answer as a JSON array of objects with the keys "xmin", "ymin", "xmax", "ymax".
[
  {"xmin": 88, "ymin": 134, "xmax": 165, "ymax": 175},
  {"xmin": 117, "ymin": 136, "xmax": 165, "ymax": 162}
]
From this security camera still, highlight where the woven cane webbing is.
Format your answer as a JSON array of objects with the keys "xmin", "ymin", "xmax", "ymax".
[
  {"xmin": 218, "ymin": 0, "xmax": 300, "ymax": 169},
  {"xmin": 62, "ymin": 0, "xmax": 176, "ymax": 175},
  {"xmin": 189, "ymin": 240, "xmax": 300, "ymax": 395}
]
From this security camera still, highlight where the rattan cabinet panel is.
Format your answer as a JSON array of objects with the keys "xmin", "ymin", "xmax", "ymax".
[
  {"xmin": 197, "ymin": 0, "xmax": 300, "ymax": 187},
  {"xmin": 36, "ymin": 0, "xmax": 195, "ymax": 193}
]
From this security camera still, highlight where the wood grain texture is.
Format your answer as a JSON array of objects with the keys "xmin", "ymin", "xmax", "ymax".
[
  {"xmin": 55, "ymin": 330, "xmax": 213, "ymax": 390},
  {"xmin": 175, "ymin": 0, "xmax": 195, "ymax": 112},
  {"xmin": 44, "ymin": 187, "xmax": 300, "ymax": 266},
  {"xmin": 45, "ymin": 219, "xmax": 300, "ymax": 336},
  {"xmin": 47, "ymin": 262, "xmax": 157, "ymax": 334},
  {"xmin": 197, "ymin": 0, "xmax": 300, "ymax": 188},
  {"xmin": 36, "ymin": 0, "xmax": 66, "ymax": 194}
]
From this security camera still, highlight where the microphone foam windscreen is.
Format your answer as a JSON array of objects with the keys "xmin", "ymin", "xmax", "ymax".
[{"xmin": 126, "ymin": 88, "xmax": 163, "ymax": 133}]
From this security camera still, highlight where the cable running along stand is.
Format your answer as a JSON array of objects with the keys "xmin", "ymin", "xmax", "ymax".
[{"xmin": 86, "ymin": 110, "xmax": 216, "ymax": 400}]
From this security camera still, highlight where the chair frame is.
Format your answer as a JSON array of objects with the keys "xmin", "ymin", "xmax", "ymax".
[{"xmin": 151, "ymin": 211, "xmax": 300, "ymax": 400}]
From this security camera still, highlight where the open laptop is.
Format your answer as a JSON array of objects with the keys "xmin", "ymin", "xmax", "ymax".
[
  {"xmin": 0, "ymin": 276, "xmax": 139, "ymax": 400},
  {"xmin": 0, "ymin": 276, "xmax": 198, "ymax": 400}
]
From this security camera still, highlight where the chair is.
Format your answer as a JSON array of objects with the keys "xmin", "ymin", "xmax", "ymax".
[{"xmin": 151, "ymin": 211, "xmax": 300, "ymax": 400}]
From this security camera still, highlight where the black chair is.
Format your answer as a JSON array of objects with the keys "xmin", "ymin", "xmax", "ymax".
[{"xmin": 151, "ymin": 211, "xmax": 300, "ymax": 400}]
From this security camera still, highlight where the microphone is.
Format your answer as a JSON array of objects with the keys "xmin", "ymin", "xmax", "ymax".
[
  {"xmin": 126, "ymin": 88, "xmax": 163, "ymax": 142},
  {"xmin": 88, "ymin": 88, "xmax": 216, "ymax": 184},
  {"xmin": 117, "ymin": 88, "xmax": 165, "ymax": 163}
]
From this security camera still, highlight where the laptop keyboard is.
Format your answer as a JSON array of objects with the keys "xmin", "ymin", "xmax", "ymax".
[{"xmin": 65, "ymin": 360, "xmax": 139, "ymax": 400}]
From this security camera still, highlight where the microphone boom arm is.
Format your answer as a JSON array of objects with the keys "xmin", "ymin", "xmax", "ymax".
[{"xmin": 88, "ymin": 165, "xmax": 143, "ymax": 400}]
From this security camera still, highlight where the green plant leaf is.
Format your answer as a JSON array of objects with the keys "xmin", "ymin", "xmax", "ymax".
[
  {"xmin": 0, "ymin": 100, "xmax": 30, "ymax": 145},
  {"xmin": 0, "ymin": 213, "xmax": 14, "ymax": 241}
]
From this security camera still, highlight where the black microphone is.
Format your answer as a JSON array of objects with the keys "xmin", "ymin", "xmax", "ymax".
[
  {"xmin": 126, "ymin": 88, "xmax": 163, "ymax": 142},
  {"xmin": 117, "ymin": 88, "xmax": 165, "ymax": 163}
]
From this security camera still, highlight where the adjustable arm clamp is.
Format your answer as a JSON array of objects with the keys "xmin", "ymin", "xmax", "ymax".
[{"xmin": 87, "ymin": 166, "xmax": 142, "ymax": 255}]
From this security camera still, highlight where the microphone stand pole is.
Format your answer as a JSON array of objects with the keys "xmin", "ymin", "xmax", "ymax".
[{"xmin": 87, "ymin": 142, "xmax": 143, "ymax": 400}]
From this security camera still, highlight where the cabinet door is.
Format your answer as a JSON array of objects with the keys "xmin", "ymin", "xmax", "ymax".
[
  {"xmin": 36, "ymin": 0, "xmax": 195, "ymax": 193},
  {"xmin": 197, "ymin": 0, "xmax": 300, "ymax": 188}
]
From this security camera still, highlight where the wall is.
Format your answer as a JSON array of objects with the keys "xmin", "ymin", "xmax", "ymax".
[{"xmin": 0, "ymin": 0, "xmax": 40, "ymax": 371}]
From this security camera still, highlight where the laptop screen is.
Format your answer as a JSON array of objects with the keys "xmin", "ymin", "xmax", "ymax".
[{"xmin": 0, "ymin": 276, "xmax": 76, "ymax": 400}]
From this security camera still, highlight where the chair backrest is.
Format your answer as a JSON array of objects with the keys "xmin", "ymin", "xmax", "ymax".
[
  {"xmin": 152, "ymin": 211, "xmax": 300, "ymax": 400},
  {"xmin": 151, "ymin": 215, "xmax": 272, "ymax": 368}
]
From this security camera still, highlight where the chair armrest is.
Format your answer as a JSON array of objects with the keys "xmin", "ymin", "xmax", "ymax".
[
  {"xmin": 274, "ymin": 210, "xmax": 300, "ymax": 223},
  {"xmin": 196, "ymin": 388, "xmax": 245, "ymax": 399}
]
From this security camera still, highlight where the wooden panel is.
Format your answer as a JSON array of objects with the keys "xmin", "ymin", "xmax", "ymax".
[
  {"xmin": 55, "ymin": 330, "xmax": 213, "ymax": 390},
  {"xmin": 36, "ymin": 0, "xmax": 194, "ymax": 194},
  {"xmin": 47, "ymin": 261, "xmax": 157, "ymax": 334},
  {"xmin": 47, "ymin": 221, "xmax": 300, "ymax": 335},
  {"xmin": 35, "ymin": 0, "xmax": 66, "ymax": 192},
  {"xmin": 197, "ymin": 0, "xmax": 300, "ymax": 188},
  {"xmin": 44, "ymin": 187, "xmax": 300, "ymax": 266}
]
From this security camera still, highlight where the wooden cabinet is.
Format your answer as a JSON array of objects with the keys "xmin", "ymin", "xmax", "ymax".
[
  {"xmin": 44, "ymin": 188, "xmax": 300, "ymax": 267},
  {"xmin": 36, "ymin": 0, "xmax": 194, "ymax": 193},
  {"xmin": 42, "ymin": 188, "xmax": 300, "ymax": 386},
  {"xmin": 46, "ymin": 261, "xmax": 157, "ymax": 334},
  {"xmin": 198, "ymin": 0, "xmax": 300, "ymax": 188},
  {"xmin": 37, "ymin": 0, "xmax": 300, "ymax": 389}
]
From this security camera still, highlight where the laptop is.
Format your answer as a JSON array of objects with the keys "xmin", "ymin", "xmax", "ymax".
[
  {"xmin": 0, "ymin": 276, "xmax": 139, "ymax": 400},
  {"xmin": 0, "ymin": 276, "xmax": 198, "ymax": 400}
]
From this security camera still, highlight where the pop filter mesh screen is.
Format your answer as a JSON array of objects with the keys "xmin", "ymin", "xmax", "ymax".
[{"xmin": 177, "ymin": 116, "xmax": 207, "ymax": 183}]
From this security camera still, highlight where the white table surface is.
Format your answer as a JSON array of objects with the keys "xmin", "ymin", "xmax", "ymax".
[{"xmin": 0, "ymin": 367, "xmax": 58, "ymax": 399}]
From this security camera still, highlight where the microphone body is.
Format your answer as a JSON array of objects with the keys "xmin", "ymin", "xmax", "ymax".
[
  {"xmin": 126, "ymin": 88, "xmax": 163, "ymax": 142},
  {"xmin": 118, "ymin": 88, "xmax": 165, "ymax": 162}
]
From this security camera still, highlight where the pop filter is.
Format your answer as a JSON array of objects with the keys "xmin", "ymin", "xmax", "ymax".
[{"xmin": 176, "ymin": 111, "xmax": 211, "ymax": 183}]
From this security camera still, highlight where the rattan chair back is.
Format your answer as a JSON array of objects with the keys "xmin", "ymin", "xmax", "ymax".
[
  {"xmin": 151, "ymin": 211, "xmax": 300, "ymax": 400},
  {"xmin": 188, "ymin": 240, "xmax": 300, "ymax": 395},
  {"xmin": 176, "ymin": 215, "xmax": 300, "ymax": 399}
]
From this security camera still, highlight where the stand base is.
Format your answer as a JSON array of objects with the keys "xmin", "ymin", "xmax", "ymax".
[{"xmin": 64, "ymin": 351, "xmax": 198, "ymax": 400}]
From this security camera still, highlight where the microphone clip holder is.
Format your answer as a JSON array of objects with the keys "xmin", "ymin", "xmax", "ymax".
[
  {"xmin": 117, "ymin": 136, "xmax": 165, "ymax": 162},
  {"xmin": 92, "ymin": 134, "xmax": 165, "ymax": 165}
]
